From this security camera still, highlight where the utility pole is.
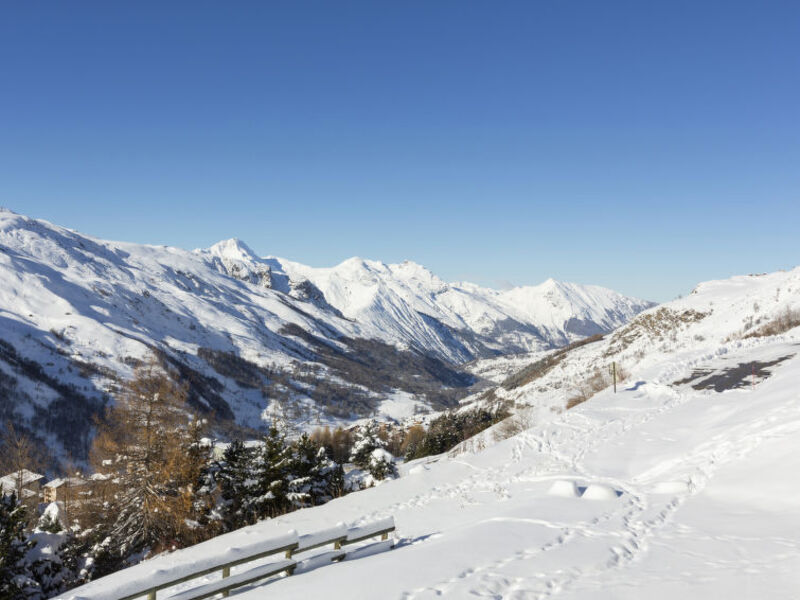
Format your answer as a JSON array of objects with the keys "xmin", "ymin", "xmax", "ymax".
[{"xmin": 612, "ymin": 362, "xmax": 617, "ymax": 393}]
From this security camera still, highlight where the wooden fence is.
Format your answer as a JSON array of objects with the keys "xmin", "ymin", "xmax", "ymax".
[{"xmin": 106, "ymin": 517, "xmax": 396, "ymax": 600}]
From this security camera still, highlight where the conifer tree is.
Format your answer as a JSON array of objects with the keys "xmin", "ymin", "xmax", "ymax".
[
  {"xmin": 215, "ymin": 440, "xmax": 257, "ymax": 530},
  {"xmin": 285, "ymin": 434, "xmax": 345, "ymax": 507},
  {"xmin": 349, "ymin": 420, "xmax": 385, "ymax": 469},
  {"xmin": 251, "ymin": 426, "xmax": 292, "ymax": 519},
  {"xmin": 0, "ymin": 492, "xmax": 38, "ymax": 600},
  {"xmin": 166, "ymin": 416, "xmax": 212, "ymax": 547},
  {"xmin": 314, "ymin": 446, "xmax": 345, "ymax": 502},
  {"xmin": 193, "ymin": 445, "xmax": 224, "ymax": 532},
  {"xmin": 367, "ymin": 448, "xmax": 398, "ymax": 481},
  {"xmin": 26, "ymin": 504, "xmax": 75, "ymax": 599},
  {"xmin": 285, "ymin": 434, "xmax": 313, "ymax": 509}
]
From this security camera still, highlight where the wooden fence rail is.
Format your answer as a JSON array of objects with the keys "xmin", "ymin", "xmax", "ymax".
[{"xmin": 98, "ymin": 517, "xmax": 395, "ymax": 600}]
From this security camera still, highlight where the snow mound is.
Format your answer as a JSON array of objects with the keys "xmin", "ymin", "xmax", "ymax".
[
  {"xmin": 547, "ymin": 480, "xmax": 580, "ymax": 498},
  {"xmin": 581, "ymin": 483, "xmax": 620, "ymax": 500}
]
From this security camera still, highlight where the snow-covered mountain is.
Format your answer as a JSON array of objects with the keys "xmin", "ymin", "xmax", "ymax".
[{"xmin": 0, "ymin": 208, "xmax": 651, "ymax": 461}]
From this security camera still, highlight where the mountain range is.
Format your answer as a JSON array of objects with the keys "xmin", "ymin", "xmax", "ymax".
[{"xmin": 0, "ymin": 208, "xmax": 653, "ymax": 462}]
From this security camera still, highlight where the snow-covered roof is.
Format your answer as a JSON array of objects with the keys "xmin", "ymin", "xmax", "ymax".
[
  {"xmin": 0, "ymin": 469, "xmax": 44, "ymax": 491},
  {"xmin": 43, "ymin": 476, "xmax": 87, "ymax": 489}
]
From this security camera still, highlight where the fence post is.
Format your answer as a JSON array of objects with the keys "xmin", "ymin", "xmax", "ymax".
[
  {"xmin": 147, "ymin": 592, "xmax": 156, "ymax": 600},
  {"xmin": 612, "ymin": 362, "xmax": 617, "ymax": 393},
  {"xmin": 221, "ymin": 566, "xmax": 230, "ymax": 598},
  {"xmin": 381, "ymin": 532, "xmax": 388, "ymax": 541}
]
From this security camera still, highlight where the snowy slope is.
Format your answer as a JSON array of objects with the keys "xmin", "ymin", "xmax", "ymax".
[
  {"xmin": 482, "ymin": 266, "xmax": 800, "ymax": 417},
  {"xmin": 0, "ymin": 209, "xmax": 650, "ymax": 461},
  {"xmin": 61, "ymin": 313, "xmax": 800, "ymax": 599}
]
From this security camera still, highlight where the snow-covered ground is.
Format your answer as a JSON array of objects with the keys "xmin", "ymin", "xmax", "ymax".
[{"xmin": 62, "ymin": 326, "xmax": 800, "ymax": 599}]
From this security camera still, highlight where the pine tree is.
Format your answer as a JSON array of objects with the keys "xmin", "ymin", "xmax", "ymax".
[
  {"xmin": 60, "ymin": 522, "xmax": 116, "ymax": 583},
  {"xmin": 327, "ymin": 458, "xmax": 345, "ymax": 499},
  {"xmin": 251, "ymin": 426, "xmax": 292, "ymax": 519},
  {"xmin": 349, "ymin": 420, "xmax": 385, "ymax": 469},
  {"xmin": 285, "ymin": 434, "xmax": 314, "ymax": 509},
  {"xmin": 192, "ymin": 446, "xmax": 224, "ymax": 533},
  {"xmin": 215, "ymin": 440, "xmax": 258, "ymax": 530},
  {"xmin": 284, "ymin": 434, "xmax": 346, "ymax": 508},
  {"xmin": 26, "ymin": 504, "xmax": 76, "ymax": 599},
  {"xmin": 367, "ymin": 448, "xmax": 398, "ymax": 481},
  {"xmin": 0, "ymin": 492, "xmax": 38, "ymax": 600},
  {"xmin": 314, "ymin": 447, "xmax": 345, "ymax": 502}
]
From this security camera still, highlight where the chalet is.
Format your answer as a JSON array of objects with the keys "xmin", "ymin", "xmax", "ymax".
[
  {"xmin": 0, "ymin": 469, "xmax": 45, "ymax": 500},
  {"xmin": 42, "ymin": 476, "xmax": 88, "ymax": 503}
]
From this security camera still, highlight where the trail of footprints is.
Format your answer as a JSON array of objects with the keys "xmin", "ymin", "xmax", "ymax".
[{"xmin": 393, "ymin": 381, "xmax": 800, "ymax": 599}]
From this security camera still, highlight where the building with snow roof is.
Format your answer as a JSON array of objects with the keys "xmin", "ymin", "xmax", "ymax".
[
  {"xmin": 0, "ymin": 469, "xmax": 44, "ymax": 499},
  {"xmin": 42, "ymin": 476, "xmax": 88, "ymax": 503}
]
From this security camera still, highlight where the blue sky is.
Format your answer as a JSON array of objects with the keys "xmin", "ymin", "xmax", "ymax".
[{"xmin": 1, "ymin": 1, "xmax": 798, "ymax": 301}]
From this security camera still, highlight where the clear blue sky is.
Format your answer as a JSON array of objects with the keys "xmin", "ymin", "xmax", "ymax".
[{"xmin": 1, "ymin": 2, "xmax": 798, "ymax": 301}]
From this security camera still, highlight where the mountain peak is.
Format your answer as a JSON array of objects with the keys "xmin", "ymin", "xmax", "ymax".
[
  {"xmin": 208, "ymin": 238, "xmax": 259, "ymax": 262},
  {"xmin": 537, "ymin": 277, "xmax": 559, "ymax": 289}
]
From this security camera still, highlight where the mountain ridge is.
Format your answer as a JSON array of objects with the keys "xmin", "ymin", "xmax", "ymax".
[{"xmin": 201, "ymin": 235, "xmax": 655, "ymax": 361}]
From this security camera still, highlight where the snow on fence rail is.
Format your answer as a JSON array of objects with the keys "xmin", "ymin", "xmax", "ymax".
[{"xmin": 60, "ymin": 517, "xmax": 395, "ymax": 600}]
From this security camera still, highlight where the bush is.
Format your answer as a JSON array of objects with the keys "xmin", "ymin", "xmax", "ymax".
[
  {"xmin": 605, "ymin": 308, "xmax": 709, "ymax": 356},
  {"xmin": 566, "ymin": 364, "xmax": 628, "ymax": 410},
  {"xmin": 743, "ymin": 307, "xmax": 800, "ymax": 339},
  {"xmin": 492, "ymin": 408, "xmax": 535, "ymax": 442}
]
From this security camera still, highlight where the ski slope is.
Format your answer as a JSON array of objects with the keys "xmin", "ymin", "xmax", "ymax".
[{"xmin": 63, "ymin": 330, "xmax": 800, "ymax": 599}]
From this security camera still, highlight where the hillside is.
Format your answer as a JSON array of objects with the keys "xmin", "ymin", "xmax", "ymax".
[
  {"xmin": 0, "ymin": 209, "xmax": 650, "ymax": 462},
  {"xmin": 464, "ymin": 266, "xmax": 800, "ymax": 419},
  {"xmin": 61, "ymin": 266, "xmax": 800, "ymax": 600}
]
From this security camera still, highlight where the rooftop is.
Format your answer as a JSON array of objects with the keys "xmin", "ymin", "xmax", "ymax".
[{"xmin": 0, "ymin": 469, "xmax": 44, "ymax": 491}]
